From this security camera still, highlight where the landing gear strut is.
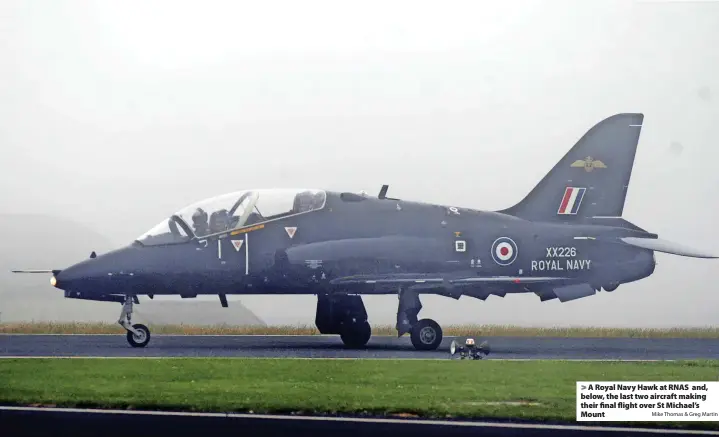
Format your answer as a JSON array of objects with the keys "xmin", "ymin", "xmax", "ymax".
[
  {"xmin": 119, "ymin": 295, "xmax": 151, "ymax": 348},
  {"xmin": 397, "ymin": 288, "xmax": 443, "ymax": 351}
]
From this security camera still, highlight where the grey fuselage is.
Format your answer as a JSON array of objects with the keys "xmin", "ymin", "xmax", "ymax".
[{"xmin": 54, "ymin": 190, "xmax": 656, "ymax": 303}]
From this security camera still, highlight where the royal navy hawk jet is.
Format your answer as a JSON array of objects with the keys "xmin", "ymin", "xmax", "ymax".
[{"xmin": 13, "ymin": 113, "xmax": 717, "ymax": 350}]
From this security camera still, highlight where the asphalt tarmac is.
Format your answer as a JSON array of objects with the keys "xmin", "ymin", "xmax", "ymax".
[{"xmin": 1, "ymin": 334, "xmax": 718, "ymax": 359}]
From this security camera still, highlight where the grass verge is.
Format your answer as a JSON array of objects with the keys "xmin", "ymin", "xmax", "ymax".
[
  {"xmin": 2, "ymin": 322, "xmax": 719, "ymax": 338},
  {"xmin": 0, "ymin": 358, "xmax": 718, "ymax": 430}
]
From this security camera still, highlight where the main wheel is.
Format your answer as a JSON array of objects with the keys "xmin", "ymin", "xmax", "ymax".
[
  {"xmin": 340, "ymin": 319, "xmax": 372, "ymax": 348},
  {"xmin": 126, "ymin": 323, "xmax": 151, "ymax": 348},
  {"xmin": 410, "ymin": 318, "xmax": 443, "ymax": 351}
]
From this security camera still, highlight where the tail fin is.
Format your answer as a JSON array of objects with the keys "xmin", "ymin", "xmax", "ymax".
[{"xmin": 499, "ymin": 113, "xmax": 644, "ymax": 222}]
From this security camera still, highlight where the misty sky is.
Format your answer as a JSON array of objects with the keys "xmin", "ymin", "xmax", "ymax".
[{"xmin": 1, "ymin": 0, "xmax": 718, "ymax": 327}]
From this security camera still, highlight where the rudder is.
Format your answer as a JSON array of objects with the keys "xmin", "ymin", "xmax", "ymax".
[{"xmin": 499, "ymin": 113, "xmax": 644, "ymax": 222}]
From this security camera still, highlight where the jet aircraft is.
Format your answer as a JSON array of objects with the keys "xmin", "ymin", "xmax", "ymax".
[{"xmin": 13, "ymin": 113, "xmax": 717, "ymax": 350}]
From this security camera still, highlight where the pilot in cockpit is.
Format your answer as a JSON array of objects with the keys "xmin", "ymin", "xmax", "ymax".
[
  {"xmin": 191, "ymin": 208, "xmax": 210, "ymax": 237},
  {"xmin": 209, "ymin": 209, "xmax": 230, "ymax": 234},
  {"xmin": 312, "ymin": 192, "xmax": 324, "ymax": 209},
  {"xmin": 294, "ymin": 191, "xmax": 318, "ymax": 213}
]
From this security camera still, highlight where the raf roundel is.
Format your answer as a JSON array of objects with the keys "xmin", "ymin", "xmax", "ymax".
[{"xmin": 491, "ymin": 237, "xmax": 518, "ymax": 266}]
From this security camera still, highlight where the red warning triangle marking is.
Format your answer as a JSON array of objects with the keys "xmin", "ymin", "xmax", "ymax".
[
  {"xmin": 285, "ymin": 227, "xmax": 297, "ymax": 239},
  {"xmin": 231, "ymin": 240, "xmax": 244, "ymax": 251}
]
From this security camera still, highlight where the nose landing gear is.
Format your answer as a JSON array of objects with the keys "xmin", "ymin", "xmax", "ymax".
[{"xmin": 119, "ymin": 295, "xmax": 151, "ymax": 348}]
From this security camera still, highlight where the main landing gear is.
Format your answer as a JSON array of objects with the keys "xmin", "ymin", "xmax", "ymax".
[
  {"xmin": 397, "ymin": 289, "xmax": 443, "ymax": 351},
  {"xmin": 119, "ymin": 295, "xmax": 151, "ymax": 348},
  {"xmin": 315, "ymin": 293, "xmax": 372, "ymax": 348},
  {"xmin": 314, "ymin": 291, "xmax": 444, "ymax": 351}
]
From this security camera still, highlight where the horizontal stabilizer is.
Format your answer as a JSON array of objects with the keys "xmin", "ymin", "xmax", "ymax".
[
  {"xmin": 621, "ymin": 237, "xmax": 718, "ymax": 259},
  {"xmin": 11, "ymin": 269, "xmax": 56, "ymax": 273}
]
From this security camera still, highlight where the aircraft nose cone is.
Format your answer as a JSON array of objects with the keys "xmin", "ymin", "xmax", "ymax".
[
  {"xmin": 53, "ymin": 246, "xmax": 136, "ymax": 292},
  {"xmin": 53, "ymin": 263, "xmax": 89, "ymax": 291}
]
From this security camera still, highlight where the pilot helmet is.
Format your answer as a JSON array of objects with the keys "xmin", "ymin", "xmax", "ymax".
[
  {"xmin": 465, "ymin": 338, "xmax": 475, "ymax": 347},
  {"xmin": 192, "ymin": 208, "xmax": 207, "ymax": 221},
  {"xmin": 192, "ymin": 208, "xmax": 207, "ymax": 220}
]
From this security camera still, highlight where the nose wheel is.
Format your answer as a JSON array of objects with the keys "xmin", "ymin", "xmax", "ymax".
[
  {"xmin": 126, "ymin": 323, "xmax": 151, "ymax": 348},
  {"xmin": 118, "ymin": 295, "xmax": 152, "ymax": 348}
]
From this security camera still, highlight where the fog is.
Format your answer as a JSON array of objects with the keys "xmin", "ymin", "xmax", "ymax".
[{"xmin": 1, "ymin": 0, "xmax": 717, "ymax": 327}]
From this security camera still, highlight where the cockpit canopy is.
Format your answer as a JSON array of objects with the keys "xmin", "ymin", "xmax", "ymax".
[{"xmin": 136, "ymin": 189, "xmax": 326, "ymax": 246}]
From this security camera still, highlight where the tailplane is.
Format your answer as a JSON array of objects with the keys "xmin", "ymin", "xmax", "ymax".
[
  {"xmin": 621, "ymin": 237, "xmax": 718, "ymax": 259},
  {"xmin": 500, "ymin": 113, "xmax": 644, "ymax": 223}
]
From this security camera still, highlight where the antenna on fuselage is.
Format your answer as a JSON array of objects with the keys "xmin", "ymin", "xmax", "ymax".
[
  {"xmin": 378, "ymin": 184, "xmax": 399, "ymax": 201},
  {"xmin": 378, "ymin": 184, "xmax": 389, "ymax": 199}
]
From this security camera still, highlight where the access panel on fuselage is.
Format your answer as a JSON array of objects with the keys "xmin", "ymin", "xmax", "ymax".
[
  {"xmin": 190, "ymin": 233, "xmax": 249, "ymax": 294},
  {"xmin": 237, "ymin": 211, "xmax": 330, "ymax": 288}
]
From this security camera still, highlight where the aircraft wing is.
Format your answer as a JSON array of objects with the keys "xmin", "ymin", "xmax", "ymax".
[
  {"xmin": 330, "ymin": 274, "xmax": 568, "ymax": 286},
  {"xmin": 328, "ymin": 274, "xmax": 571, "ymax": 298},
  {"xmin": 330, "ymin": 273, "xmax": 444, "ymax": 286},
  {"xmin": 11, "ymin": 270, "xmax": 57, "ymax": 274},
  {"xmin": 329, "ymin": 274, "xmax": 595, "ymax": 303}
]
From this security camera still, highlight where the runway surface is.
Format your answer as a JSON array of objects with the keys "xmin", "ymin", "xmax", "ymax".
[{"xmin": 2, "ymin": 334, "xmax": 719, "ymax": 359}]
